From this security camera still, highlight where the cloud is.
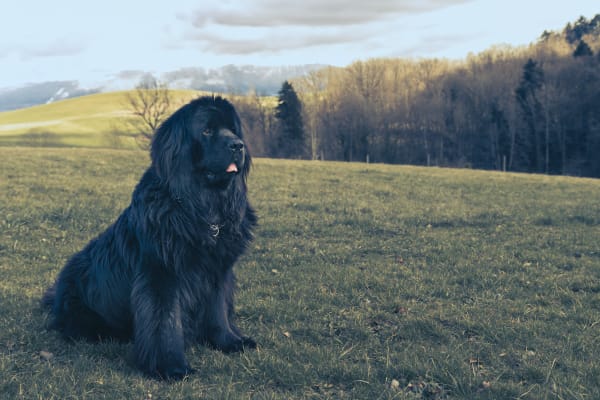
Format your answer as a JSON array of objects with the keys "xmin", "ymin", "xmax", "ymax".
[
  {"xmin": 113, "ymin": 70, "xmax": 147, "ymax": 80},
  {"xmin": 176, "ymin": 0, "xmax": 474, "ymax": 57},
  {"xmin": 189, "ymin": 0, "xmax": 471, "ymax": 28},
  {"xmin": 188, "ymin": 26, "xmax": 370, "ymax": 55}
]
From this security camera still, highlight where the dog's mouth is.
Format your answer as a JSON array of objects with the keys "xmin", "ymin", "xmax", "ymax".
[
  {"xmin": 226, "ymin": 163, "xmax": 238, "ymax": 173},
  {"xmin": 204, "ymin": 162, "xmax": 241, "ymax": 186}
]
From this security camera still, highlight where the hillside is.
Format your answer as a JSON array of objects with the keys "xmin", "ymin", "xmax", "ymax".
[
  {"xmin": 0, "ymin": 90, "xmax": 205, "ymax": 148},
  {"xmin": 1, "ymin": 147, "xmax": 599, "ymax": 398}
]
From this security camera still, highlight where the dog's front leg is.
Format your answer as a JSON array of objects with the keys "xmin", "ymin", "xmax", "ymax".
[
  {"xmin": 206, "ymin": 269, "xmax": 256, "ymax": 353},
  {"xmin": 131, "ymin": 272, "xmax": 194, "ymax": 380}
]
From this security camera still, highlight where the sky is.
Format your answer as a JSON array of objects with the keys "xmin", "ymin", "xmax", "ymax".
[{"xmin": 0, "ymin": 0, "xmax": 598, "ymax": 89}]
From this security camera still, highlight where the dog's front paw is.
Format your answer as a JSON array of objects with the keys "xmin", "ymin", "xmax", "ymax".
[
  {"xmin": 240, "ymin": 336, "xmax": 257, "ymax": 350},
  {"xmin": 212, "ymin": 335, "xmax": 257, "ymax": 353}
]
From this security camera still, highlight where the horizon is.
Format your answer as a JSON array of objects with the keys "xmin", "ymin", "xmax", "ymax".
[{"xmin": 1, "ymin": 0, "xmax": 598, "ymax": 89}]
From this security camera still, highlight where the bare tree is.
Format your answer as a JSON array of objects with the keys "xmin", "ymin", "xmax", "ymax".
[
  {"xmin": 234, "ymin": 90, "xmax": 272, "ymax": 157},
  {"xmin": 295, "ymin": 69, "xmax": 330, "ymax": 159},
  {"xmin": 126, "ymin": 74, "xmax": 172, "ymax": 147}
]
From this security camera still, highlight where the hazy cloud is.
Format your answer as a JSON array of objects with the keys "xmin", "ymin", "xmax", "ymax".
[
  {"xmin": 25, "ymin": 40, "xmax": 85, "ymax": 59},
  {"xmin": 398, "ymin": 32, "xmax": 479, "ymax": 57},
  {"xmin": 1, "ymin": 38, "xmax": 86, "ymax": 61},
  {"xmin": 114, "ymin": 70, "xmax": 147, "ymax": 80}
]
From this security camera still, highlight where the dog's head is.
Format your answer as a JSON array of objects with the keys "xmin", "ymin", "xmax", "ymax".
[{"xmin": 151, "ymin": 96, "xmax": 250, "ymax": 191}]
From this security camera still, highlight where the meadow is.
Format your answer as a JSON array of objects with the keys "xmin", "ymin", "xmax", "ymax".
[
  {"xmin": 1, "ymin": 146, "xmax": 599, "ymax": 399},
  {"xmin": 0, "ymin": 91, "xmax": 202, "ymax": 149}
]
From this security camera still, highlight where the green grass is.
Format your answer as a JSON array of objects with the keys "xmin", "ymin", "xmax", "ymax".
[
  {"xmin": 0, "ymin": 91, "xmax": 204, "ymax": 148},
  {"xmin": 1, "ymin": 147, "xmax": 599, "ymax": 399}
]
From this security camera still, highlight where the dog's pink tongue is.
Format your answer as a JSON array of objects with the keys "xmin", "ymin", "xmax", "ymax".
[{"xmin": 226, "ymin": 163, "xmax": 238, "ymax": 173}]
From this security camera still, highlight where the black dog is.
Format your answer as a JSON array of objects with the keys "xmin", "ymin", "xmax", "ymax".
[{"xmin": 42, "ymin": 96, "xmax": 257, "ymax": 380}]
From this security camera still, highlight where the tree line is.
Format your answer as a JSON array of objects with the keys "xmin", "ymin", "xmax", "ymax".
[{"xmin": 233, "ymin": 15, "xmax": 600, "ymax": 178}]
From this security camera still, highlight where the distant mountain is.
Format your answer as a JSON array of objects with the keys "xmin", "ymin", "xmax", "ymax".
[
  {"xmin": 162, "ymin": 64, "xmax": 325, "ymax": 95},
  {"xmin": 0, "ymin": 64, "xmax": 326, "ymax": 112},
  {"xmin": 0, "ymin": 81, "xmax": 100, "ymax": 112}
]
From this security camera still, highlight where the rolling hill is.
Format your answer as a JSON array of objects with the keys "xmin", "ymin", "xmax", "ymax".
[{"xmin": 0, "ymin": 90, "xmax": 205, "ymax": 148}]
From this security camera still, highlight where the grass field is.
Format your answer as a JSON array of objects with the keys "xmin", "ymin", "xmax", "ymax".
[{"xmin": 1, "ymin": 147, "xmax": 599, "ymax": 399}]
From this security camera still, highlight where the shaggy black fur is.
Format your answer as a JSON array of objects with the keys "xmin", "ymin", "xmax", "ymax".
[{"xmin": 42, "ymin": 96, "xmax": 257, "ymax": 380}]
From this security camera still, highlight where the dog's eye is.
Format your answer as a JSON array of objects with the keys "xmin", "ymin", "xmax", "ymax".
[{"xmin": 202, "ymin": 129, "xmax": 213, "ymax": 137}]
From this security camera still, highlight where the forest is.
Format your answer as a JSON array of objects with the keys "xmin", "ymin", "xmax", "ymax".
[{"xmin": 235, "ymin": 15, "xmax": 600, "ymax": 178}]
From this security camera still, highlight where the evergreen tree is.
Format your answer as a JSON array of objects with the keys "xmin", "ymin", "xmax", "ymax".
[
  {"xmin": 573, "ymin": 40, "xmax": 593, "ymax": 57},
  {"xmin": 274, "ymin": 80, "xmax": 305, "ymax": 158},
  {"xmin": 564, "ymin": 16, "xmax": 591, "ymax": 43},
  {"xmin": 515, "ymin": 59, "xmax": 545, "ymax": 172}
]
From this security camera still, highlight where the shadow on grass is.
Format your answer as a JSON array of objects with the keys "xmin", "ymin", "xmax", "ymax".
[
  {"xmin": 0, "ymin": 128, "xmax": 139, "ymax": 149},
  {"xmin": 0, "ymin": 131, "xmax": 67, "ymax": 147}
]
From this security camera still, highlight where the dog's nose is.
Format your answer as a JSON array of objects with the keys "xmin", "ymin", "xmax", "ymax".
[{"xmin": 229, "ymin": 139, "xmax": 244, "ymax": 152}]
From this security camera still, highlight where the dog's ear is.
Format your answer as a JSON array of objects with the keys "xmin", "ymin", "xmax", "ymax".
[
  {"xmin": 242, "ymin": 140, "xmax": 252, "ymax": 181},
  {"xmin": 151, "ymin": 107, "xmax": 190, "ymax": 183}
]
